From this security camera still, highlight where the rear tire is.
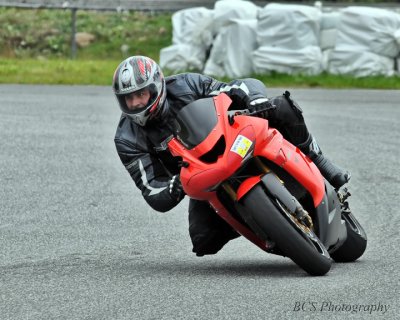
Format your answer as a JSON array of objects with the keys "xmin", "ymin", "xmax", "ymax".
[
  {"xmin": 242, "ymin": 185, "xmax": 332, "ymax": 276},
  {"xmin": 330, "ymin": 211, "xmax": 367, "ymax": 262}
]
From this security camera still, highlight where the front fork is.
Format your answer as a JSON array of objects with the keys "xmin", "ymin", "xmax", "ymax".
[
  {"xmin": 223, "ymin": 158, "xmax": 314, "ymax": 232},
  {"xmin": 251, "ymin": 158, "xmax": 315, "ymax": 229}
]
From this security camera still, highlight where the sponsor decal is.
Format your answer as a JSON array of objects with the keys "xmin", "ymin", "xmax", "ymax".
[{"xmin": 231, "ymin": 135, "xmax": 253, "ymax": 158}]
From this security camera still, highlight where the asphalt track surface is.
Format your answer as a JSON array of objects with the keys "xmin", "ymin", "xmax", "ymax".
[{"xmin": 1, "ymin": 85, "xmax": 399, "ymax": 320}]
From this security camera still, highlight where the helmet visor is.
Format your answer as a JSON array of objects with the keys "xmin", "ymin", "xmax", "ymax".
[{"xmin": 117, "ymin": 83, "xmax": 159, "ymax": 115}]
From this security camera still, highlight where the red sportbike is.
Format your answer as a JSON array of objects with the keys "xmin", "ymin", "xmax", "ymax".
[{"xmin": 168, "ymin": 93, "xmax": 367, "ymax": 276}]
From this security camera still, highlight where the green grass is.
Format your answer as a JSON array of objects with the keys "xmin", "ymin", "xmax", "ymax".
[
  {"xmin": 1, "ymin": 59, "xmax": 399, "ymax": 89},
  {"xmin": 0, "ymin": 59, "xmax": 119, "ymax": 85},
  {"xmin": 254, "ymin": 72, "xmax": 400, "ymax": 89},
  {"xmin": 0, "ymin": 8, "xmax": 172, "ymax": 60},
  {"xmin": 0, "ymin": 7, "xmax": 399, "ymax": 88}
]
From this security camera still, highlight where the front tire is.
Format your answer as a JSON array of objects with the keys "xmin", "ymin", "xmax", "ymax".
[
  {"xmin": 242, "ymin": 185, "xmax": 332, "ymax": 276},
  {"xmin": 330, "ymin": 211, "xmax": 367, "ymax": 262}
]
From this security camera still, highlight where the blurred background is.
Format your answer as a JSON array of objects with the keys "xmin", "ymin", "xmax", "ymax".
[
  {"xmin": 1, "ymin": 4, "xmax": 399, "ymax": 319},
  {"xmin": 0, "ymin": 0, "xmax": 399, "ymax": 87}
]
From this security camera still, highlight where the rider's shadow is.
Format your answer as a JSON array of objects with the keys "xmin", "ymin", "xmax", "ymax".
[{"xmin": 144, "ymin": 258, "xmax": 308, "ymax": 278}]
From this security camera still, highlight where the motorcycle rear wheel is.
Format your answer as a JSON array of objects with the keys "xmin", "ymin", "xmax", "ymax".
[
  {"xmin": 330, "ymin": 211, "xmax": 367, "ymax": 262},
  {"xmin": 242, "ymin": 185, "xmax": 332, "ymax": 276}
]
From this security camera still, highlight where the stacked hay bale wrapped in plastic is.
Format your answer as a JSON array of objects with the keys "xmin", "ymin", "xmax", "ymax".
[
  {"xmin": 252, "ymin": 3, "xmax": 323, "ymax": 75},
  {"xmin": 203, "ymin": 0, "xmax": 260, "ymax": 78},
  {"xmin": 159, "ymin": 7, "xmax": 214, "ymax": 72},
  {"xmin": 327, "ymin": 7, "xmax": 400, "ymax": 76},
  {"xmin": 159, "ymin": 1, "xmax": 400, "ymax": 77}
]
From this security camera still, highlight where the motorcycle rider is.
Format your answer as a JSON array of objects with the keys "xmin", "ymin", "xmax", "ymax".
[{"xmin": 113, "ymin": 56, "xmax": 350, "ymax": 256}]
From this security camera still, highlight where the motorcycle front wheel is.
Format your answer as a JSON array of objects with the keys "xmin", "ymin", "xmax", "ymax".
[
  {"xmin": 330, "ymin": 210, "xmax": 367, "ymax": 262},
  {"xmin": 241, "ymin": 185, "xmax": 332, "ymax": 276}
]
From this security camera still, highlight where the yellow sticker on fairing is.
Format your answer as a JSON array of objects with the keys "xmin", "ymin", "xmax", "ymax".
[{"xmin": 231, "ymin": 135, "xmax": 253, "ymax": 158}]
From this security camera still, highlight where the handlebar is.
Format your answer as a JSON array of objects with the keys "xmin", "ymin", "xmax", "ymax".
[{"xmin": 227, "ymin": 107, "xmax": 272, "ymax": 125}]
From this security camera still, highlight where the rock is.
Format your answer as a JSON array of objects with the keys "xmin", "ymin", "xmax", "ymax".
[{"xmin": 75, "ymin": 32, "xmax": 95, "ymax": 48}]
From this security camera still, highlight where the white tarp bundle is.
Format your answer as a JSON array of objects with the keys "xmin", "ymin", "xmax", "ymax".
[
  {"xmin": 253, "ymin": 3, "xmax": 323, "ymax": 75},
  {"xmin": 319, "ymin": 13, "xmax": 339, "ymax": 50},
  {"xmin": 160, "ymin": 44, "xmax": 208, "ymax": 73},
  {"xmin": 159, "ymin": 7, "xmax": 214, "ymax": 72},
  {"xmin": 319, "ymin": 12, "xmax": 340, "ymax": 70},
  {"xmin": 328, "ymin": 49, "xmax": 395, "ymax": 77},
  {"xmin": 256, "ymin": 3, "xmax": 321, "ymax": 49},
  {"xmin": 211, "ymin": 0, "xmax": 260, "ymax": 35},
  {"xmin": 203, "ymin": 0, "xmax": 260, "ymax": 77},
  {"xmin": 160, "ymin": 1, "xmax": 400, "ymax": 77},
  {"xmin": 253, "ymin": 46, "xmax": 323, "ymax": 75},
  {"xmin": 328, "ymin": 6, "xmax": 400, "ymax": 76},
  {"xmin": 204, "ymin": 19, "xmax": 258, "ymax": 78}
]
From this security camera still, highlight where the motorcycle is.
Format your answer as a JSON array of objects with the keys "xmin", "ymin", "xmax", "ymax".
[{"xmin": 167, "ymin": 93, "xmax": 367, "ymax": 276}]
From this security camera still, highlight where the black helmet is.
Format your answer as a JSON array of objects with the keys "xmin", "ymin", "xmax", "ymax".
[{"xmin": 113, "ymin": 56, "xmax": 166, "ymax": 126}]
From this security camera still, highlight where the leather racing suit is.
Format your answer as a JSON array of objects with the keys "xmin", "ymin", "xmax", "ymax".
[{"xmin": 114, "ymin": 73, "xmax": 309, "ymax": 256}]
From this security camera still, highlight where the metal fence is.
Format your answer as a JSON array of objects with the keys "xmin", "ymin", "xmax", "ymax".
[
  {"xmin": 1, "ymin": 1, "xmax": 399, "ymax": 59},
  {"xmin": 0, "ymin": 1, "xmax": 268, "ymax": 58},
  {"xmin": 0, "ymin": 0, "xmax": 271, "ymax": 11},
  {"xmin": 1, "ymin": 1, "xmax": 399, "ymax": 11}
]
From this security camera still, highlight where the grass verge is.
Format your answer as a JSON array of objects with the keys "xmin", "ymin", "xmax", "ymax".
[
  {"xmin": 0, "ymin": 59, "xmax": 119, "ymax": 85},
  {"xmin": 1, "ymin": 58, "xmax": 399, "ymax": 89},
  {"xmin": 1, "ymin": 7, "xmax": 399, "ymax": 89}
]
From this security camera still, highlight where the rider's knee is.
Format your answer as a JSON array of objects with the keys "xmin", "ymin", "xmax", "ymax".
[{"xmin": 269, "ymin": 92, "xmax": 304, "ymax": 125}]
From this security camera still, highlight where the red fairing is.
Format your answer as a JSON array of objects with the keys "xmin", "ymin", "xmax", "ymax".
[
  {"xmin": 168, "ymin": 93, "xmax": 325, "ymax": 206},
  {"xmin": 167, "ymin": 93, "xmax": 325, "ymax": 252},
  {"xmin": 237, "ymin": 176, "xmax": 261, "ymax": 201},
  {"xmin": 168, "ymin": 94, "xmax": 258, "ymax": 200},
  {"xmin": 255, "ymin": 129, "xmax": 325, "ymax": 207}
]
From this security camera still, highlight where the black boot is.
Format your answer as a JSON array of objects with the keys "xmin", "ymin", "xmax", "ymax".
[{"xmin": 298, "ymin": 135, "xmax": 350, "ymax": 189}]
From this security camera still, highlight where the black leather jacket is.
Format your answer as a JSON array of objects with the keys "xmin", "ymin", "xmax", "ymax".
[{"xmin": 114, "ymin": 73, "xmax": 267, "ymax": 212}]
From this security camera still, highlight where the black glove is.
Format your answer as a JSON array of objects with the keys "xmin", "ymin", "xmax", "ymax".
[
  {"xmin": 247, "ymin": 97, "xmax": 276, "ymax": 118},
  {"xmin": 169, "ymin": 175, "xmax": 185, "ymax": 202},
  {"xmin": 227, "ymin": 87, "xmax": 275, "ymax": 117}
]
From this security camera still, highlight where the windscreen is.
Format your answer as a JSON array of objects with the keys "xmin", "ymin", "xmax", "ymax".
[{"xmin": 173, "ymin": 97, "xmax": 218, "ymax": 149}]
